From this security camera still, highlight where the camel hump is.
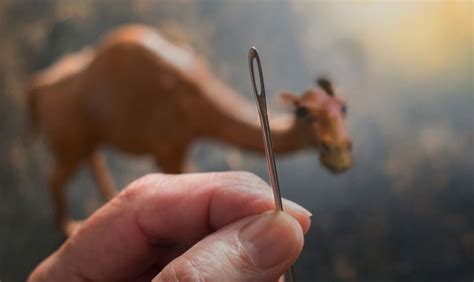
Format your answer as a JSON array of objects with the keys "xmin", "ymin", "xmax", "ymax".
[
  {"xmin": 32, "ymin": 47, "xmax": 95, "ymax": 88},
  {"xmin": 99, "ymin": 24, "xmax": 195, "ymax": 71},
  {"xmin": 99, "ymin": 24, "xmax": 158, "ymax": 45}
]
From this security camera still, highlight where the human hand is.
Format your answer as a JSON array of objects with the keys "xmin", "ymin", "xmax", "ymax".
[{"xmin": 29, "ymin": 172, "xmax": 312, "ymax": 281}]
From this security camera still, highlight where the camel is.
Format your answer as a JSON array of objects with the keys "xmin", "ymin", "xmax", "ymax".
[{"xmin": 27, "ymin": 25, "xmax": 353, "ymax": 235}]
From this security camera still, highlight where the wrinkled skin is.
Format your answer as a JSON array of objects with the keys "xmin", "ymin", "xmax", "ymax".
[{"xmin": 28, "ymin": 172, "xmax": 312, "ymax": 282}]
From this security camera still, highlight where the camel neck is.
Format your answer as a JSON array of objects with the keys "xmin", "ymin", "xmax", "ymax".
[{"xmin": 200, "ymin": 79, "xmax": 309, "ymax": 154}]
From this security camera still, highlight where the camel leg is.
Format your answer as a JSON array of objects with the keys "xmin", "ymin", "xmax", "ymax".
[
  {"xmin": 155, "ymin": 147, "xmax": 187, "ymax": 174},
  {"xmin": 48, "ymin": 159, "xmax": 79, "ymax": 235},
  {"xmin": 88, "ymin": 151, "xmax": 117, "ymax": 201}
]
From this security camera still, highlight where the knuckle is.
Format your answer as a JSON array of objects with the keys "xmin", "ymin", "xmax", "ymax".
[{"xmin": 118, "ymin": 173, "xmax": 166, "ymax": 203}]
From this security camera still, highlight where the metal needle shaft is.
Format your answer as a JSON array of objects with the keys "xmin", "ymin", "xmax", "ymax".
[
  {"xmin": 248, "ymin": 47, "xmax": 283, "ymax": 211},
  {"xmin": 248, "ymin": 46, "xmax": 295, "ymax": 282}
]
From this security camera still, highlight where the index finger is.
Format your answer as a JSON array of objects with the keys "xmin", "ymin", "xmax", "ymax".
[{"xmin": 39, "ymin": 172, "xmax": 311, "ymax": 281}]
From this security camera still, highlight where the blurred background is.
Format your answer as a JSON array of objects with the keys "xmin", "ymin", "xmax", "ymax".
[{"xmin": 0, "ymin": 0, "xmax": 472, "ymax": 281}]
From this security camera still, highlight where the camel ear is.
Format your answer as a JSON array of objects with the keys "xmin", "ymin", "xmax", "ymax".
[
  {"xmin": 316, "ymin": 77, "xmax": 335, "ymax": 96},
  {"xmin": 279, "ymin": 91, "xmax": 300, "ymax": 107}
]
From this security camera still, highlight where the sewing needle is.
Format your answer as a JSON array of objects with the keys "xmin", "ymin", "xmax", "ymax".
[{"xmin": 248, "ymin": 46, "xmax": 296, "ymax": 282}]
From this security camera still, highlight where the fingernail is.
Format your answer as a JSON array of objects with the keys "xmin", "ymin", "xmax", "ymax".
[
  {"xmin": 243, "ymin": 187, "xmax": 312, "ymax": 218},
  {"xmin": 239, "ymin": 212, "xmax": 302, "ymax": 269},
  {"xmin": 283, "ymin": 199, "xmax": 312, "ymax": 218}
]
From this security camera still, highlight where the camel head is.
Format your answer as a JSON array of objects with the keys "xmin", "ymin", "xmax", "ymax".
[{"xmin": 281, "ymin": 77, "xmax": 353, "ymax": 174}]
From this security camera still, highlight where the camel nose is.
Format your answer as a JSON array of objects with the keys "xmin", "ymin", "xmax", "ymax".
[
  {"xmin": 320, "ymin": 141, "xmax": 331, "ymax": 154},
  {"xmin": 321, "ymin": 139, "xmax": 352, "ymax": 153}
]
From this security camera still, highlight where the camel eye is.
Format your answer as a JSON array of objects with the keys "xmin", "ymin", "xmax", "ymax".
[
  {"xmin": 296, "ymin": 106, "xmax": 309, "ymax": 118},
  {"xmin": 341, "ymin": 104, "xmax": 347, "ymax": 115}
]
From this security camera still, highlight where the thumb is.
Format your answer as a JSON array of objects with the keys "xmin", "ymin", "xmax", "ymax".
[{"xmin": 153, "ymin": 212, "xmax": 305, "ymax": 281}]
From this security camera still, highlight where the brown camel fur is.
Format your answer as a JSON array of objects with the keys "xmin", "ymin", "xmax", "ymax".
[{"xmin": 27, "ymin": 25, "xmax": 353, "ymax": 235}]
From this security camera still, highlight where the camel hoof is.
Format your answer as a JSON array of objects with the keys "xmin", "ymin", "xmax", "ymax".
[{"xmin": 62, "ymin": 220, "xmax": 83, "ymax": 236}]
